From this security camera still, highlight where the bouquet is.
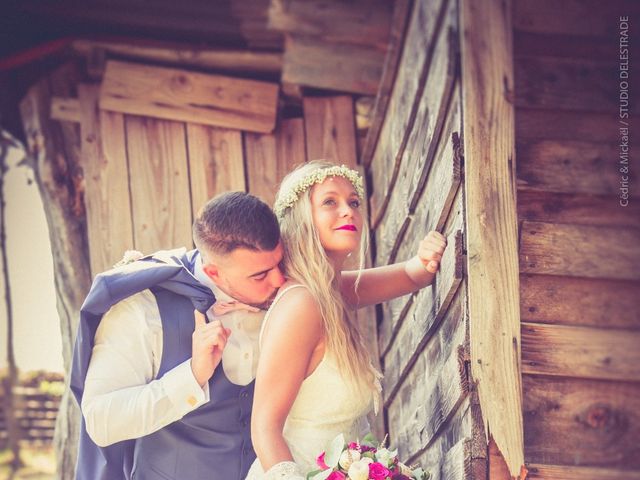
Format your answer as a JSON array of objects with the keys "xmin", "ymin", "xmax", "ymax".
[{"xmin": 307, "ymin": 433, "xmax": 429, "ymax": 480}]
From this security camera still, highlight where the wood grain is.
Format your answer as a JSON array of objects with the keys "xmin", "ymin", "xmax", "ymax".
[
  {"xmin": 282, "ymin": 35, "xmax": 385, "ymax": 95},
  {"xmin": 245, "ymin": 118, "xmax": 306, "ymax": 206},
  {"xmin": 125, "ymin": 116, "xmax": 193, "ymax": 252},
  {"xmin": 186, "ymin": 125, "xmax": 245, "ymax": 219},
  {"xmin": 100, "ymin": 60, "xmax": 279, "ymax": 133},
  {"xmin": 461, "ymin": 0, "xmax": 524, "ymax": 475},
  {"xmin": 303, "ymin": 96, "xmax": 357, "ymax": 167},
  {"xmin": 521, "ymin": 322, "xmax": 640, "ymax": 382},
  {"xmin": 78, "ymin": 84, "xmax": 134, "ymax": 275},
  {"xmin": 520, "ymin": 274, "xmax": 640, "ymax": 330},
  {"xmin": 51, "ymin": 97, "xmax": 81, "ymax": 123},
  {"xmin": 526, "ymin": 463, "xmax": 640, "ymax": 480},
  {"xmin": 523, "ymin": 374, "xmax": 640, "ymax": 469},
  {"xmin": 519, "ymin": 221, "xmax": 640, "ymax": 280}
]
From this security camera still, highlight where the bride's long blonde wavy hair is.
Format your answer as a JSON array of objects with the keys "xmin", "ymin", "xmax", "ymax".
[{"xmin": 275, "ymin": 160, "xmax": 377, "ymax": 394}]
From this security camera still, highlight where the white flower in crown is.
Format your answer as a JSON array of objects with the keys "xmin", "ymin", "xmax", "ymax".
[{"xmin": 273, "ymin": 164, "xmax": 365, "ymax": 219}]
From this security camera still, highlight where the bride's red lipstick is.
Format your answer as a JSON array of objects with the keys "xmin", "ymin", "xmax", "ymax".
[{"xmin": 336, "ymin": 225, "xmax": 357, "ymax": 231}]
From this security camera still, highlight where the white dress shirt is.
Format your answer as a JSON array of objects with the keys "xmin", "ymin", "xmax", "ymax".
[{"xmin": 82, "ymin": 253, "xmax": 265, "ymax": 447}]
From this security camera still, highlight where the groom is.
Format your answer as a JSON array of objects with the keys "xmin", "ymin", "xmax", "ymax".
[{"xmin": 70, "ymin": 191, "xmax": 286, "ymax": 480}]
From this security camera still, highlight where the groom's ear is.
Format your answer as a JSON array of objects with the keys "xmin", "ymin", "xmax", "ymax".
[{"xmin": 202, "ymin": 263, "xmax": 222, "ymax": 283}]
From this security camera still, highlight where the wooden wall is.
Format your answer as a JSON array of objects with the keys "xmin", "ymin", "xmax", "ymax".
[
  {"xmin": 364, "ymin": 0, "xmax": 482, "ymax": 478},
  {"xmin": 513, "ymin": 1, "xmax": 640, "ymax": 478},
  {"xmin": 53, "ymin": 60, "xmax": 365, "ymax": 278}
]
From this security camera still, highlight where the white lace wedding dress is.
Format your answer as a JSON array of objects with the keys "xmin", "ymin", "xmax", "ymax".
[{"xmin": 245, "ymin": 285, "xmax": 375, "ymax": 479}]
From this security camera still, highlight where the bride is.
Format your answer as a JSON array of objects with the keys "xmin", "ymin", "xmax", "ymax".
[{"xmin": 246, "ymin": 161, "xmax": 446, "ymax": 479}]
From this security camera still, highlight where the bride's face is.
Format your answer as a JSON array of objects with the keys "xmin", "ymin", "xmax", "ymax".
[{"xmin": 310, "ymin": 176, "xmax": 363, "ymax": 262}]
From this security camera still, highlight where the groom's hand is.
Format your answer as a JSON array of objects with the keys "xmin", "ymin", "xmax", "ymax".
[{"xmin": 191, "ymin": 311, "xmax": 232, "ymax": 388}]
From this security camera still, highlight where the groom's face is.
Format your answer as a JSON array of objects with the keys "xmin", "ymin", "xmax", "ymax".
[{"xmin": 203, "ymin": 242, "xmax": 285, "ymax": 308}]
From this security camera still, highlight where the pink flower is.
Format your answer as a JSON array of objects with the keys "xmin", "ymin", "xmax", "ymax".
[
  {"xmin": 369, "ymin": 461, "xmax": 391, "ymax": 480},
  {"xmin": 348, "ymin": 442, "xmax": 361, "ymax": 451},
  {"xmin": 316, "ymin": 452, "xmax": 329, "ymax": 470},
  {"xmin": 327, "ymin": 472, "xmax": 347, "ymax": 480}
]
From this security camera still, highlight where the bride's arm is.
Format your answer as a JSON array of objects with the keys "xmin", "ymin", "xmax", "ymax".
[
  {"xmin": 251, "ymin": 288, "xmax": 324, "ymax": 474},
  {"xmin": 340, "ymin": 231, "xmax": 447, "ymax": 308}
]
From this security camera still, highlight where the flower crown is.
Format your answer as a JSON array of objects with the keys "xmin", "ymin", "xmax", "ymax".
[{"xmin": 273, "ymin": 164, "xmax": 365, "ymax": 219}]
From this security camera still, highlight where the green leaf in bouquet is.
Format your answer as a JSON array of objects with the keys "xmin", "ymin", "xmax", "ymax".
[
  {"xmin": 361, "ymin": 432, "xmax": 378, "ymax": 448},
  {"xmin": 306, "ymin": 469, "xmax": 322, "ymax": 480},
  {"xmin": 310, "ymin": 469, "xmax": 334, "ymax": 480},
  {"xmin": 324, "ymin": 434, "xmax": 345, "ymax": 468}
]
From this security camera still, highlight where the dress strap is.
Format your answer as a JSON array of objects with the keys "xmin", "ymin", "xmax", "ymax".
[{"xmin": 259, "ymin": 284, "xmax": 308, "ymax": 348}]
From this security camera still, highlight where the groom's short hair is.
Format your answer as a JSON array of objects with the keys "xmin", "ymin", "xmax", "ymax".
[{"xmin": 193, "ymin": 191, "xmax": 280, "ymax": 255}]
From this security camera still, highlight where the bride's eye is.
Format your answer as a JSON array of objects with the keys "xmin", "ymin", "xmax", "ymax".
[
  {"xmin": 349, "ymin": 199, "xmax": 361, "ymax": 208},
  {"xmin": 323, "ymin": 198, "xmax": 336, "ymax": 206}
]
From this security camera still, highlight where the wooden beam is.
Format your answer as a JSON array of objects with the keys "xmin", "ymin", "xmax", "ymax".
[
  {"xmin": 517, "ymin": 190, "xmax": 640, "ymax": 229},
  {"xmin": 461, "ymin": 0, "xmax": 525, "ymax": 476},
  {"xmin": 78, "ymin": 84, "xmax": 135, "ymax": 276},
  {"xmin": 517, "ymin": 139, "xmax": 636, "ymax": 197},
  {"xmin": 520, "ymin": 274, "xmax": 640, "ymax": 330},
  {"xmin": 523, "ymin": 374, "xmax": 640, "ymax": 469},
  {"xmin": 50, "ymin": 97, "xmax": 81, "ymax": 123},
  {"xmin": 268, "ymin": 0, "xmax": 392, "ymax": 48},
  {"xmin": 72, "ymin": 39, "xmax": 283, "ymax": 74},
  {"xmin": 282, "ymin": 35, "xmax": 385, "ymax": 95},
  {"xmin": 515, "ymin": 56, "xmax": 639, "ymax": 114},
  {"xmin": 125, "ymin": 116, "xmax": 193, "ymax": 252},
  {"xmin": 302, "ymin": 96, "xmax": 357, "ymax": 168},
  {"xmin": 519, "ymin": 221, "xmax": 640, "ymax": 280},
  {"xmin": 521, "ymin": 322, "xmax": 640, "ymax": 382},
  {"xmin": 186, "ymin": 125, "xmax": 246, "ymax": 220},
  {"xmin": 100, "ymin": 60, "xmax": 279, "ymax": 133}
]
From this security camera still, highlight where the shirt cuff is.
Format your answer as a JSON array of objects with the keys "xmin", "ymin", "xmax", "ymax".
[{"xmin": 162, "ymin": 359, "xmax": 209, "ymax": 414}]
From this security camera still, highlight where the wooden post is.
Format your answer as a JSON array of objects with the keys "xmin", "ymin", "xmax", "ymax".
[{"xmin": 460, "ymin": 0, "xmax": 525, "ymax": 477}]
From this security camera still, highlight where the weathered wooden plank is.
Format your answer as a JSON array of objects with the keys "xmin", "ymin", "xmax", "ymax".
[
  {"xmin": 461, "ymin": 0, "xmax": 524, "ymax": 475},
  {"xmin": 303, "ymin": 96, "xmax": 357, "ymax": 167},
  {"xmin": 78, "ymin": 84, "xmax": 134, "ymax": 276},
  {"xmin": 383, "ymin": 227, "xmax": 464, "ymax": 404},
  {"xmin": 125, "ymin": 116, "xmax": 193, "ymax": 252},
  {"xmin": 100, "ymin": 60, "xmax": 279, "ymax": 133},
  {"xmin": 411, "ymin": 403, "xmax": 473, "ymax": 480},
  {"xmin": 520, "ymin": 274, "xmax": 640, "ymax": 330},
  {"xmin": 527, "ymin": 464, "xmax": 640, "ymax": 480},
  {"xmin": 515, "ymin": 56, "xmax": 638, "ymax": 113},
  {"xmin": 523, "ymin": 374, "xmax": 640, "ymax": 469},
  {"xmin": 519, "ymin": 221, "xmax": 640, "ymax": 280},
  {"xmin": 369, "ymin": 0, "xmax": 454, "ymax": 227},
  {"xmin": 387, "ymin": 296, "xmax": 467, "ymax": 460},
  {"xmin": 517, "ymin": 190, "xmax": 640, "ymax": 229},
  {"xmin": 515, "ymin": 109, "xmax": 628, "ymax": 143},
  {"xmin": 514, "ymin": 30, "xmax": 613, "ymax": 62},
  {"xmin": 282, "ymin": 34, "xmax": 385, "ymax": 95},
  {"xmin": 245, "ymin": 118, "xmax": 306, "ymax": 206},
  {"xmin": 375, "ymin": 88, "xmax": 461, "ymax": 266},
  {"xmin": 72, "ymin": 39, "xmax": 283, "ymax": 74},
  {"xmin": 268, "ymin": 0, "xmax": 392, "ymax": 48},
  {"xmin": 51, "ymin": 97, "xmax": 81, "ymax": 123},
  {"xmin": 360, "ymin": 0, "xmax": 412, "ymax": 167},
  {"xmin": 517, "ymin": 139, "xmax": 636, "ymax": 197},
  {"xmin": 186, "ymin": 125, "xmax": 245, "ymax": 218},
  {"xmin": 379, "ymin": 187, "xmax": 463, "ymax": 356},
  {"xmin": 521, "ymin": 322, "xmax": 640, "ymax": 382},
  {"xmin": 513, "ymin": 0, "xmax": 640, "ymax": 37}
]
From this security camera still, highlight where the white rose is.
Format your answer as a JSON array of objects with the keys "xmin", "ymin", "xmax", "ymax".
[
  {"xmin": 348, "ymin": 458, "xmax": 371, "ymax": 480},
  {"xmin": 338, "ymin": 449, "xmax": 361, "ymax": 470},
  {"xmin": 374, "ymin": 448, "xmax": 396, "ymax": 467}
]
